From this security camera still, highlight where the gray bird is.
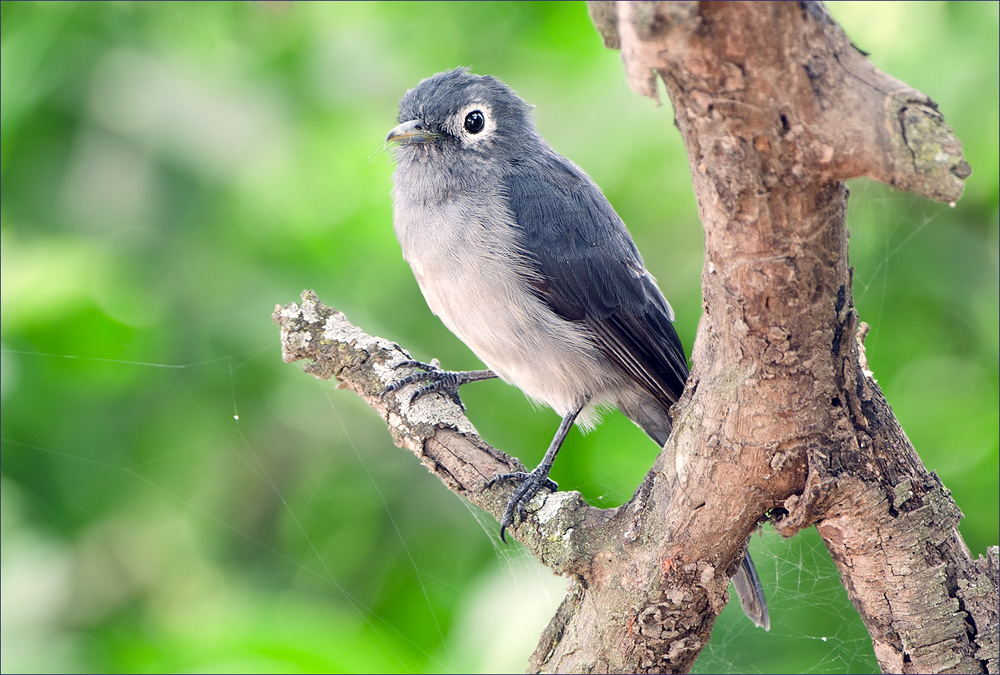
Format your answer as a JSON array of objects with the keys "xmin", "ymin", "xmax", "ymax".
[{"xmin": 384, "ymin": 67, "xmax": 769, "ymax": 630}]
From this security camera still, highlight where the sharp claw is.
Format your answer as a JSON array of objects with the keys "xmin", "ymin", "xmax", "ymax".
[
  {"xmin": 408, "ymin": 381, "xmax": 464, "ymax": 409},
  {"xmin": 488, "ymin": 469, "xmax": 558, "ymax": 543},
  {"xmin": 393, "ymin": 359, "xmax": 431, "ymax": 372},
  {"xmin": 381, "ymin": 366, "xmax": 430, "ymax": 397}
]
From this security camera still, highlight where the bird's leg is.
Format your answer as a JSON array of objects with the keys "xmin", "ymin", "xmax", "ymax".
[
  {"xmin": 382, "ymin": 359, "xmax": 496, "ymax": 409},
  {"xmin": 488, "ymin": 405, "xmax": 583, "ymax": 542}
]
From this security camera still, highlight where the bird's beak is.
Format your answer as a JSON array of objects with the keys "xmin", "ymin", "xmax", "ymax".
[{"xmin": 385, "ymin": 119, "xmax": 439, "ymax": 145}]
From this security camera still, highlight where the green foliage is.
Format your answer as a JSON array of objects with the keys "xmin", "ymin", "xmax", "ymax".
[{"xmin": 2, "ymin": 2, "xmax": 996, "ymax": 673}]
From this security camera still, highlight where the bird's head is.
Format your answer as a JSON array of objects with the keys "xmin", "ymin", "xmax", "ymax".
[{"xmin": 386, "ymin": 68, "xmax": 539, "ymax": 167}]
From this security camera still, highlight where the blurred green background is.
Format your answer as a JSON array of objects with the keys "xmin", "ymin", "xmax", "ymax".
[{"xmin": 2, "ymin": 2, "xmax": 996, "ymax": 673}]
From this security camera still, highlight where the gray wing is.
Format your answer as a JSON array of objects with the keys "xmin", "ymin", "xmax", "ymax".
[{"xmin": 503, "ymin": 153, "xmax": 689, "ymax": 408}]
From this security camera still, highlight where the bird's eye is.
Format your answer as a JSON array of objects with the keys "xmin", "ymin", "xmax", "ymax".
[{"xmin": 464, "ymin": 110, "xmax": 485, "ymax": 134}]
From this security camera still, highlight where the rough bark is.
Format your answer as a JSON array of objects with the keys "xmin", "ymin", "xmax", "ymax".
[{"xmin": 275, "ymin": 2, "xmax": 996, "ymax": 673}]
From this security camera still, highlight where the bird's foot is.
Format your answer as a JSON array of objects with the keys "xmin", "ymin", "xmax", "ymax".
[
  {"xmin": 382, "ymin": 359, "xmax": 472, "ymax": 409},
  {"xmin": 487, "ymin": 470, "xmax": 559, "ymax": 542}
]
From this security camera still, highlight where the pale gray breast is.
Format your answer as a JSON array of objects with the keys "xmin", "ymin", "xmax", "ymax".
[{"xmin": 390, "ymin": 172, "xmax": 620, "ymax": 423}]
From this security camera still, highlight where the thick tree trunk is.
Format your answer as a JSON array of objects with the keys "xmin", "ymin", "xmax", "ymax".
[{"xmin": 275, "ymin": 2, "xmax": 996, "ymax": 673}]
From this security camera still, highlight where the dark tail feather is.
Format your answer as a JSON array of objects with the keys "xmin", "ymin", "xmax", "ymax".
[
  {"xmin": 733, "ymin": 551, "xmax": 770, "ymax": 631},
  {"xmin": 619, "ymin": 393, "xmax": 673, "ymax": 446}
]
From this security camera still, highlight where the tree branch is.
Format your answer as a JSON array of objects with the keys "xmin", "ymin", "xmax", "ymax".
[
  {"xmin": 273, "ymin": 292, "xmax": 611, "ymax": 576},
  {"xmin": 582, "ymin": 1, "xmax": 997, "ymax": 673}
]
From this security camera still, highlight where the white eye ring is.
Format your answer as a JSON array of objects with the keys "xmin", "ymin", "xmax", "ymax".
[{"xmin": 456, "ymin": 102, "xmax": 495, "ymax": 141}]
